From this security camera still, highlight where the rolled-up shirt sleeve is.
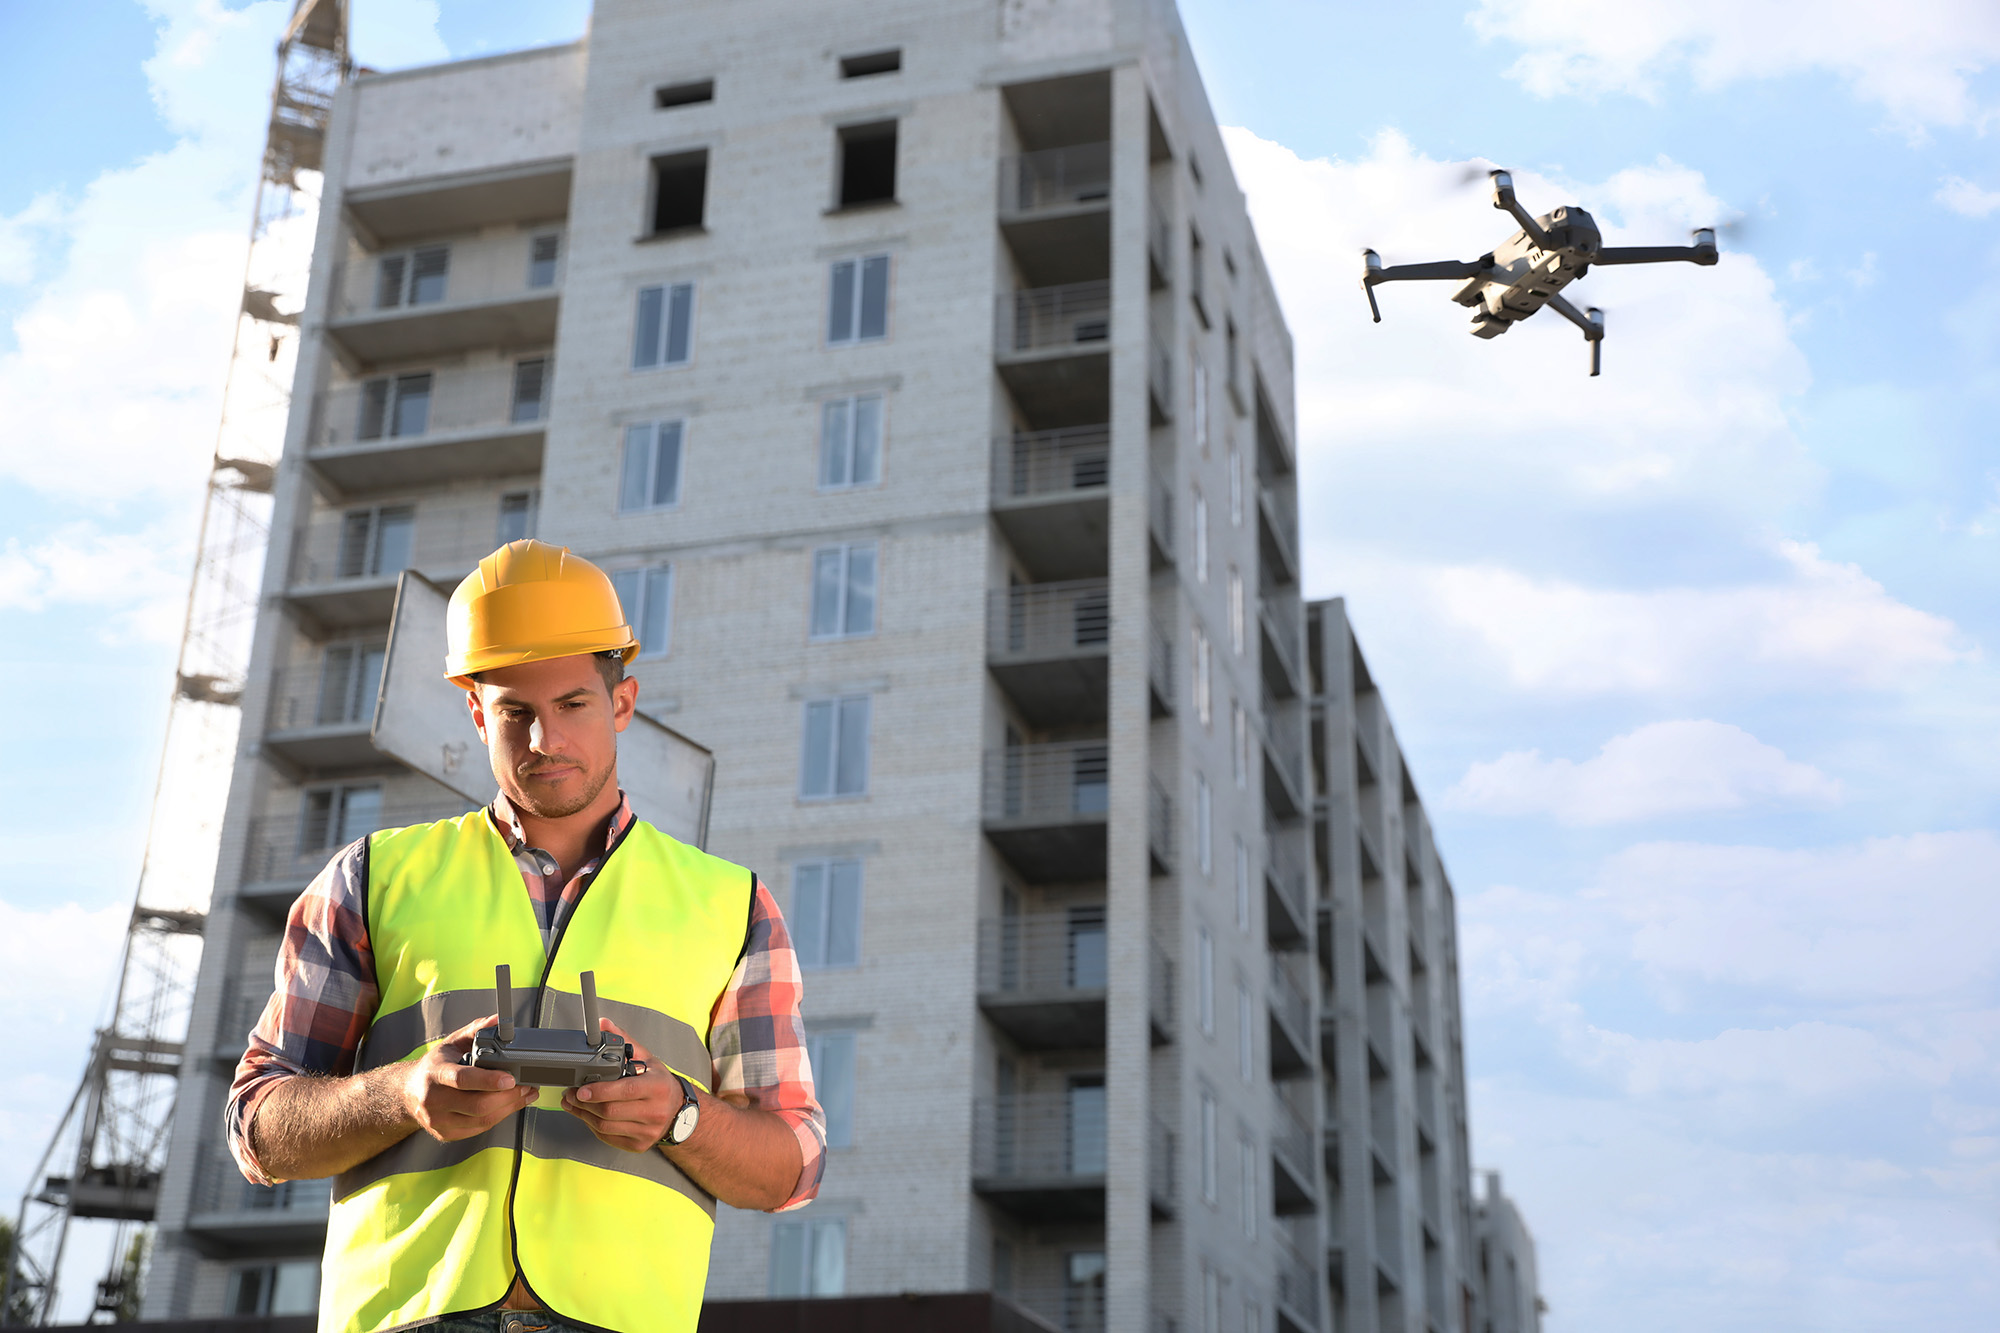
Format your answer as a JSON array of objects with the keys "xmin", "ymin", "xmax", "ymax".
[
  {"xmin": 224, "ymin": 838, "xmax": 379, "ymax": 1186},
  {"xmin": 706, "ymin": 876, "xmax": 826, "ymax": 1212}
]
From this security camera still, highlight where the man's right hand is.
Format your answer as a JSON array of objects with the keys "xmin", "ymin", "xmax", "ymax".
[{"xmin": 402, "ymin": 1016, "xmax": 540, "ymax": 1143}]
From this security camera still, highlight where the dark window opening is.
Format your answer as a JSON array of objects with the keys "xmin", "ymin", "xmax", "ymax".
[
  {"xmin": 655, "ymin": 79, "xmax": 714, "ymax": 109},
  {"xmin": 650, "ymin": 150, "xmax": 709, "ymax": 234},
  {"xmin": 839, "ymin": 49, "xmax": 901, "ymax": 78},
  {"xmin": 836, "ymin": 121, "xmax": 897, "ymax": 208}
]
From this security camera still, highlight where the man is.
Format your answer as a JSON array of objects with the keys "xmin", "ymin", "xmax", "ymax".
[{"xmin": 229, "ymin": 540, "xmax": 823, "ymax": 1333}]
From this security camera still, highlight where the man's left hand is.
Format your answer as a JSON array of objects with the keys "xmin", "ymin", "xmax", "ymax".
[{"xmin": 560, "ymin": 1019, "xmax": 684, "ymax": 1153}]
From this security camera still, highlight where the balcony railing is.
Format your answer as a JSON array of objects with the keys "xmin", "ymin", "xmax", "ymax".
[
  {"xmin": 1148, "ymin": 189, "xmax": 1171, "ymax": 285},
  {"xmin": 982, "ymin": 742, "xmax": 1109, "ymax": 826},
  {"xmin": 1265, "ymin": 831, "xmax": 1310, "ymax": 930},
  {"xmin": 999, "ymin": 142, "xmax": 1112, "ymax": 214},
  {"xmin": 311, "ymin": 360, "xmax": 549, "ymax": 452},
  {"xmin": 1149, "ymin": 477, "xmax": 1174, "ymax": 563},
  {"xmin": 999, "ymin": 281, "xmax": 1112, "ymax": 354},
  {"xmin": 978, "ymin": 911, "xmax": 1109, "ymax": 997},
  {"xmin": 1271, "ymin": 955, "xmax": 1313, "ymax": 1054},
  {"xmin": 974, "ymin": 1090, "xmax": 1107, "ymax": 1183},
  {"xmin": 1259, "ymin": 484, "xmax": 1300, "ymax": 581},
  {"xmin": 265, "ymin": 660, "xmax": 378, "ymax": 734},
  {"xmin": 1258, "ymin": 596, "xmax": 1304, "ymax": 687},
  {"xmin": 1274, "ymin": 1225, "xmax": 1322, "ymax": 1327},
  {"xmin": 1262, "ymin": 693, "xmax": 1308, "ymax": 805},
  {"xmin": 1148, "ymin": 331, "xmax": 1173, "ymax": 420},
  {"xmin": 328, "ymin": 232, "xmax": 562, "ymax": 321},
  {"xmin": 1271, "ymin": 1089, "xmax": 1317, "ymax": 1194},
  {"xmin": 991, "ymin": 424, "xmax": 1111, "ymax": 501},
  {"xmin": 1148, "ymin": 615, "xmax": 1174, "ymax": 715},
  {"xmin": 242, "ymin": 799, "xmax": 471, "ymax": 885},
  {"xmin": 988, "ymin": 581, "xmax": 1111, "ymax": 662},
  {"xmin": 1148, "ymin": 777, "xmax": 1174, "ymax": 873},
  {"xmin": 289, "ymin": 498, "xmax": 514, "ymax": 587},
  {"xmin": 1002, "ymin": 1285, "xmax": 1106, "ymax": 1333},
  {"xmin": 190, "ymin": 1148, "xmax": 332, "ymax": 1218}
]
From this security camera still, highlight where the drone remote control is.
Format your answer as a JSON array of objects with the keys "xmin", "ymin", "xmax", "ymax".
[{"xmin": 462, "ymin": 965, "xmax": 639, "ymax": 1088}]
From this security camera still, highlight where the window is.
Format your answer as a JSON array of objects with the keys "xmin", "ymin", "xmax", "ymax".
[
  {"xmin": 770, "ymin": 1217, "xmax": 845, "ymax": 1297},
  {"xmin": 620, "ymin": 420, "xmax": 685, "ymax": 513},
  {"xmin": 1200, "ymin": 1089, "xmax": 1218, "ymax": 1201},
  {"xmin": 810, "ymin": 543, "xmax": 877, "ymax": 639},
  {"xmin": 800, "ymin": 695, "xmax": 870, "ymax": 799},
  {"xmin": 527, "ymin": 234, "xmax": 560, "ymax": 289},
  {"xmin": 655, "ymin": 78, "xmax": 714, "ymax": 108},
  {"xmin": 357, "ymin": 372, "xmax": 431, "ymax": 440},
  {"xmin": 1196, "ymin": 772, "xmax": 1212, "ymax": 876},
  {"xmin": 1067, "ymin": 1074, "xmax": 1106, "ymax": 1174},
  {"xmin": 1228, "ymin": 441, "xmax": 1243, "ymax": 525},
  {"xmin": 375, "ymin": 245, "xmax": 448, "ymax": 308},
  {"xmin": 227, "ymin": 1260, "xmax": 318, "ymax": 1315},
  {"xmin": 632, "ymin": 281, "xmax": 695, "ymax": 369},
  {"xmin": 335, "ymin": 505, "xmax": 413, "ymax": 579},
  {"xmin": 315, "ymin": 641, "xmax": 384, "ymax": 727},
  {"xmin": 1232, "ymin": 703, "xmax": 1248, "ymax": 788},
  {"xmin": 1228, "ymin": 569, "xmax": 1245, "ymax": 654},
  {"xmin": 1192, "ymin": 625, "xmax": 1212, "ymax": 727},
  {"xmin": 1204, "ymin": 1268, "xmax": 1221, "ymax": 1333},
  {"xmin": 1193, "ymin": 357, "xmax": 1210, "ymax": 453},
  {"xmin": 792, "ymin": 859, "xmax": 862, "ymax": 970},
  {"xmin": 1239, "ymin": 1134, "xmax": 1258, "ymax": 1238},
  {"xmin": 835, "ymin": 121, "xmax": 898, "ymax": 208},
  {"xmin": 610, "ymin": 565, "xmax": 673, "ymax": 659},
  {"xmin": 1235, "ymin": 836, "xmax": 1251, "ymax": 932},
  {"xmin": 1237, "ymin": 978, "xmax": 1254, "ymax": 1082},
  {"xmin": 839, "ymin": 48, "xmax": 902, "ymax": 77},
  {"xmin": 496, "ymin": 490, "xmax": 538, "ymax": 545},
  {"xmin": 650, "ymin": 150, "xmax": 709, "ymax": 234},
  {"xmin": 1198, "ymin": 927, "xmax": 1215, "ymax": 1035},
  {"xmin": 301, "ymin": 783, "xmax": 381, "ymax": 853},
  {"xmin": 805, "ymin": 1029, "xmax": 856, "ymax": 1146},
  {"xmin": 819, "ymin": 393, "xmax": 884, "ymax": 488},
  {"xmin": 1193, "ymin": 487, "xmax": 1209, "ymax": 581},
  {"xmin": 1067, "ymin": 905, "xmax": 1107, "ymax": 988},
  {"xmin": 1064, "ymin": 1251, "xmax": 1106, "ymax": 1333},
  {"xmin": 827, "ymin": 254, "xmax": 890, "ymax": 344},
  {"xmin": 511, "ymin": 357, "xmax": 549, "ymax": 423}
]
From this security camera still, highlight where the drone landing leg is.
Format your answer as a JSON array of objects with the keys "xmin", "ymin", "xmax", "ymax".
[{"xmin": 1545, "ymin": 292, "xmax": 1605, "ymax": 377}]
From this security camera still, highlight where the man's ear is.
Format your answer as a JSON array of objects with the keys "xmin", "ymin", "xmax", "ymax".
[
  {"xmin": 611, "ymin": 674, "xmax": 639, "ymax": 733},
  {"xmin": 466, "ymin": 685, "xmax": 491, "ymax": 744}
]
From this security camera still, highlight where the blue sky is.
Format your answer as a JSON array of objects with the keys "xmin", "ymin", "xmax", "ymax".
[{"xmin": 1, "ymin": 1, "xmax": 1995, "ymax": 1326}]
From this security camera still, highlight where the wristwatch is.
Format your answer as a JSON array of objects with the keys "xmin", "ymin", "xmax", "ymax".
[{"xmin": 662, "ymin": 1072, "xmax": 701, "ymax": 1147}]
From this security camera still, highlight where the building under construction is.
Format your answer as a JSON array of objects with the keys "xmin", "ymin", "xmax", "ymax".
[{"xmin": 19, "ymin": 0, "xmax": 1549, "ymax": 1327}]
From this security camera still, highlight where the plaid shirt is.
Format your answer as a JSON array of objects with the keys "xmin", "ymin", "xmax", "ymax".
[{"xmin": 226, "ymin": 792, "xmax": 825, "ymax": 1210}]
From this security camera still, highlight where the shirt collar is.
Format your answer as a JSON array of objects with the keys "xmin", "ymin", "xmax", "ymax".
[{"xmin": 487, "ymin": 789, "xmax": 635, "ymax": 859}]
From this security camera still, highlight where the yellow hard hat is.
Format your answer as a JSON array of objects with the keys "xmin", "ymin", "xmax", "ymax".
[{"xmin": 444, "ymin": 540, "xmax": 640, "ymax": 688}]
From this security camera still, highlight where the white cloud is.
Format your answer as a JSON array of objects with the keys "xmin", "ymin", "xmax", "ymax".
[
  {"xmin": 1427, "ymin": 539, "xmax": 1968, "ymax": 695},
  {"xmin": 1445, "ymin": 719, "xmax": 1841, "ymax": 823},
  {"xmin": 1467, "ymin": 0, "xmax": 2000, "ymax": 132},
  {"xmin": 0, "ymin": 523, "xmax": 194, "ymax": 643},
  {"xmin": 1936, "ymin": 175, "xmax": 2000, "ymax": 218}
]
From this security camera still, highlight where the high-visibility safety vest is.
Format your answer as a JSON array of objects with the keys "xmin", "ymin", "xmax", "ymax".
[{"xmin": 321, "ymin": 810, "xmax": 754, "ymax": 1333}]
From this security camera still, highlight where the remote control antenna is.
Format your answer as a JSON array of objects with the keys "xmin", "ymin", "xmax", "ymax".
[
  {"xmin": 495, "ymin": 964, "xmax": 514, "ymax": 1044},
  {"xmin": 580, "ymin": 970, "xmax": 604, "ymax": 1048}
]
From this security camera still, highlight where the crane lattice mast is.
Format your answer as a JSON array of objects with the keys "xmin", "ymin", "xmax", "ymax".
[{"xmin": 2, "ymin": 2, "xmax": 349, "ymax": 1321}]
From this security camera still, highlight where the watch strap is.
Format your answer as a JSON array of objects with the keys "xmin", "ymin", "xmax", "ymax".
[{"xmin": 662, "ymin": 1071, "xmax": 701, "ymax": 1147}]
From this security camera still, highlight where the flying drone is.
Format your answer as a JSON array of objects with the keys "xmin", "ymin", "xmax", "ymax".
[{"xmin": 1361, "ymin": 169, "xmax": 1718, "ymax": 376}]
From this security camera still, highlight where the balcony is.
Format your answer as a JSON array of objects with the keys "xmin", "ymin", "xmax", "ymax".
[
  {"xmin": 1269, "ymin": 955, "xmax": 1314, "ymax": 1080},
  {"xmin": 1147, "ymin": 187, "xmax": 1171, "ymax": 290},
  {"xmin": 239, "ymin": 797, "xmax": 472, "ymax": 911},
  {"xmin": 972, "ymin": 1093, "xmax": 1176, "ymax": 1222},
  {"xmin": 1274, "ymin": 1221, "xmax": 1323, "ymax": 1333},
  {"xmin": 186, "ymin": 1149, "xmax": 331, "ymax": 1252},
  {"xmin": 326, "ymin": 234, "xmax": 562, "ymax": 364},
  {"xmin": 261, "ymin": 660, "xmax": 383, "ymax": 770},
  {"xmin": 988, "ymin": 581, "xmax": 1110, "ymax": 726},
  {"xmin": 1148, "ymin": 476, "xmax": 1174, "ymax": 570},
  {"xmin": 1264, "ymin": 833, "xmax": 1310, "ymax": 950},
  {"xmin": 1271, "ymin": 1093, "xmax": 1318, "ymax": 1216},
  {"xmin": 998, "ymin": 143, "xmax": 1111, "ymax": 288},
  {"xmin": 1261, "ymin": 693, "xmax": 1308, "ymax": 821},
  {"xmin": 1258, "ymin": 595, "xmax": 1305, "ymax": 701},
  {"xmin": 284, "ymin": 496, "xmax": 518, "ymax": 628},
  {"xmin": 1257, "ymin": 485, "xmax": 1300, "ymax": 588},
  {"xmin": 990, "ymin": 425, "xmax": 1110, "ymax": 580},
  {"xmin": 1148, "ymin": 329, "xmax": 1172, "ymax": 426},
  {"xmin": 309, "ymin": 360, "xmax": 548, "ymax": 493},
  {"xmin": 1147, "ymin": 777, "xmax": 1174, "ymax": 876},
  {"xmin": 981, "ymin": 742, "xmax": 1106, "ymax": 882},
  {"xmin": 1148, "ymin": 615, "xmax": 1174, "ymax": 719},
  {"xmin": 977, "ymin": 915, "xmax": 1176, "ymax": 1050},
  {"xmin": 996, "ymin": 282, "xmax": 1111, "ymax": 423}
]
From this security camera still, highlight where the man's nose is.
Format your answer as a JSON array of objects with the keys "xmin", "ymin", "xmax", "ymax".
[{"xmin": 529, "ymin": 716, "xmax": 561, "ymax": 754}]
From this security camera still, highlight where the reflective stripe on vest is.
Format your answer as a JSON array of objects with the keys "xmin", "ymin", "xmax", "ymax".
[{"xmin": 320, "ymin": 811, "xmax": 752, "ymax": 1333}]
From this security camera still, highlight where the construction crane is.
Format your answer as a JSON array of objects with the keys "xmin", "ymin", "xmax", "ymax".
[{"xmin": 2, "ymin": 2, "xmax": 349, "ymax": 1321}]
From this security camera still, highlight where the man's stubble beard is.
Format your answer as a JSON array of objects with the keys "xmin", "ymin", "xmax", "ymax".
[{"xmin": 502, "ymin": 755, "xmax": 615, "ymax": 820}]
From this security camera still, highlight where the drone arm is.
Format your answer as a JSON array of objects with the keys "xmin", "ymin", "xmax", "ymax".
[
  {"xmin": 1488, "ymin": 171, "xmax": 1554, "ymax": 250},
  {"xmin": 1544, "ymin": 293, "xmax": 1605, "ymax": 377},
  {"xmin": 1594, "ymin": 230, "xmax": 1719, "ymax": 267},
  {"xmin": 1360, "ymin": 249, "xmax": 1488, "ymax": 323}
]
